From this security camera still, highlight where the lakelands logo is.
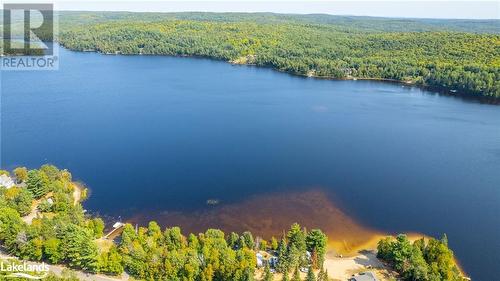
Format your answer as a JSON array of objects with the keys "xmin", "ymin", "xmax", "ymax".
[
  {"xmin": 1, "ymin": 3, "xmax": 59, "ymax": 70},
  {"xmin": 0, "ymin": 261, "xmax": 49, "ymax": 279}
]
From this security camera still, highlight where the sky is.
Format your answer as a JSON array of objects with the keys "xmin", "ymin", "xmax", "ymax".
[{"xmin": 3, "ymin": 1, "xmax": 500, "ymax": 19}]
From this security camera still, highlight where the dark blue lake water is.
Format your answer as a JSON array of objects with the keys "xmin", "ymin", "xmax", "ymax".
[{"xmin": 1, "ymin": 46, "xmax": 499, "ymax": 280}]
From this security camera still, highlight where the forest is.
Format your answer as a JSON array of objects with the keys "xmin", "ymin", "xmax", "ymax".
[
  {"xmin": 0, "ymin": 165, "xmax": 468, "ymax": 281},
  {"xmin": 377, "ymin": 234, "xmax": 465, "ymax": 281},
  {"xmin": 53, "ymin": 12, "xmax": 500, "ymax": 99}
]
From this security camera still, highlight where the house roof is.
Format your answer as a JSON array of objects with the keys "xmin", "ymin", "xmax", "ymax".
[
  {"xmin": 0, "ymin": 174, "xmax": 15, "ymax": 189},
  {"xmin": 349, "ymin": 272, "xmax": 378, "ymax": 281}
]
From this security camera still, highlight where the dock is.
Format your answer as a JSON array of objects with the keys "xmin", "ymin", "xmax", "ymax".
[{"xmin": 103, "ymin": 222, "xmax": 125, "ymax": 240}]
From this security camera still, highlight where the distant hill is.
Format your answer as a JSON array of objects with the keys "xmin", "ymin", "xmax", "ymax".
[{"xmin": 55, "ymin": 11, "xmax": 500, "ymax": 33}]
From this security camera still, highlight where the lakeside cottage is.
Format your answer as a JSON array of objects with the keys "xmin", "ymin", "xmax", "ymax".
[
  {"xmin": 256, "ymin": 251, "xmax": 279, "ymax": 268},
  {"xmin": 0, "ymin": 174, "xmax": 15, "ymax": 189}
]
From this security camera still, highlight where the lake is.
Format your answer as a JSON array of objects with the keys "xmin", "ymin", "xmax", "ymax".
[{"xmin": 1, "ymin": 46, "xmax": 499, "ymax": 280}]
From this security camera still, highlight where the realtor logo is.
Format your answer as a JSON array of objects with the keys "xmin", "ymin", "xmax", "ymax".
[
  {"xmin": 0, "ymin": 261, "xmax": 50, "ymax": 279},
  {"xmin": 1, "ymin": 3, "xmax": 58, "ymax": 70}
]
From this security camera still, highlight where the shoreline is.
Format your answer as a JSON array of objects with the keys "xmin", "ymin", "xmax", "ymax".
[
  {"xmin": 0, "ymin": 167, "xmax": 466, "ymax": 281},
  {"xmin": 57, "ymin": 43, "xmax": 500, "ymax": 105},
  {"xmin": 232, "ymin": 62, "xmax": 500, "ymax": 105},
  {"xmin": 127, "ymin": 189, "xmax": 385, "ymax": 255},
  {"xmin": 124, "ymin": 189, "xmax": 469, "ymax": 279}
]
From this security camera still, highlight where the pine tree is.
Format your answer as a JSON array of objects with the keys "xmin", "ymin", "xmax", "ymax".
[
  {"xmin": 262, "ymin": 263, "xmax": 273, "ymax": 281},
  {"xmin": 306, "ymin": 266, "xmax": 315, "ymax": 281},
  {"xmin": 276, "ymin": 238, "xmax": 288, "ymax": 273},
  {"xmin": 292, "ymin": 267, "xmax": 301, "ymax": 281},
  {"xmin": 228, "ymin": 232, "xmax": 240, "ymax": 249},
  {"xmin": 62, "ymin": 224, "xmax": 99, "ymax": 272},
  {"xmin": 287, "ymin": 223, "xmax": 306, "ymax": 254},
  {"xmin": 324, "ymin": 269, "xmax": 329, "ymax": 281},
  {"xmin": 287, "ymin": 244, "xmax": 301, "ymax": 271},
  {"xmin": 281, "ymin": 271, "xmax": 290, "ymax": 281},
  {"xmin": 306, "ymin": 229, "xmax": 327, "ymax": 269},
  {"xmin": 316, "ymin": 265, "xmax": 326, "ymax": 281},
  {"xmin": 243, "ymin": 268, "xmax": 255, "ymax": 281},
  {"xmin": 242, "ymin": 231, "xmax": 255, "ymax": 249},
  {"xmin": 106, "ymin": 246, "xmax": 124, "ymax": 275},
  {"xmin": 26, "ymin": 170, "xmax": 49, "ymax": 199}
]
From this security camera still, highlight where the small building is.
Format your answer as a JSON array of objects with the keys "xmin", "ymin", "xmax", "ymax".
[
  {"xmin": 349, "ymin": 272, "xmax": 378, "ymax": 281},
  {"xmin": 0, "ymin": 174, "xmax": 15, "ymax": 189},
  {"xmin": 256, "ymin": 253, "xmax": 264, "ymax": 267}
]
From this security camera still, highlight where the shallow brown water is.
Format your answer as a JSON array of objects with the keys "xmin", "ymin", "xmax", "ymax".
[{"xmin": 129, "ymin": 189, "xmax": 385, "ymax": 255}]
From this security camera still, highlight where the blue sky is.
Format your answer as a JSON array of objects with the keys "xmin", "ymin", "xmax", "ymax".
[{"xmin": 11, "ymin": 1, "xmax": 500, "ymax": 19}]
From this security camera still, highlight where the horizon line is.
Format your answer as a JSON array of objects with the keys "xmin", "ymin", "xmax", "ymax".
[
  {"xmin": 53, "ymin": 10, "xmax": 500, "ymax": 21},
  {"xmin": 10, "ymin": 1, "xmax": 496, "ymax": 20}
]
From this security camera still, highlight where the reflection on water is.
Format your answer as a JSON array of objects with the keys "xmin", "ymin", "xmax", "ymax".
[{"xmin": 129, "ymin": 189, "xmax": 385, "ymax": 255}]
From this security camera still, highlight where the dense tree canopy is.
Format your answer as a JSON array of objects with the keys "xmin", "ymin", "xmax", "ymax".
[
  {"xmin": 377, "ymin": 234, "xmax": 466, "ymax": 281},
  {"xmin": 0, "ymin": 165, "xmax": 104, "ymax": 273}
]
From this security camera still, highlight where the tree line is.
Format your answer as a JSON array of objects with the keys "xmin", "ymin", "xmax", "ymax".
[
  {"xmin": 0, "ymin": 165, "xmax": 332, "ymax": 281},
  {"xmin": 117, "ymin": 221, "xmax": 327, "ymax": 281},
  {"xmin": 54, "ymin": 13, "xmax": 500, "ymax": 99}
]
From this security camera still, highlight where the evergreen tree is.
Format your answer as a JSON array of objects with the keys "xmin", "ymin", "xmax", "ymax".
[
  {"xmin": 281, "ymin": 271, "xmax": 290, "ymax": 281},
  {"xmin": 276, "ymin": 238, "xmax": 288, "ymax": 273},
  {"xmin": 306, "ymin": 266, "xmax": 315, "ymax": 281},
  {"xmin": 242, "ymin": 231, "xmax": 255, "ymax": 250},
  {"xmin": 316, "ymin": 265, "xmax": 329, "ymax": 281},
  {"xmin": 287, "ymin": 223, "xmax": 306, "ymax": 254},
  {"xmin": 61, "ymin": 224, "xmax": 99, "ymax": 272},
  {"xmin": 291, "ymin": 267, "xmax": 301, "ymax": 281},
  {"xmin": 405, "ymin": 246, "xmax": 429, "ymax": 280},
  {"xmin": 236, "ymin": 235, "xmax": 246, "ymax": 249},
  {"xmin": 164, "ymin": 226, "xmax": 186, "ymax": 250},
  {"xmin": 323, "ymin": 270, "xmax": 329, "ymax": 281},
  {"xmin": 228, "ymin": 232, "xmax": 240, "ymax": 249},
  {"xmin": 26, "ymin": 170, "xmax": 49, "ymax": 198},
  {"xmin": 287, "ymin": 244, "xmax": 301, "ymax": 272},
  {"xmin": 11, "ymin": 188, "xmax": 33, "ymax": 216},
  {"xmin": 262, "ymin": 263, "xmax": 273, "ymax": 281},
  {"xmin": 243, "ymin": 267, "xmax": 255, "ymax": 281},
  {"xmin": 306, "ymin": 229, "xmax": 327, "ymax": 269},
  {"xmin": 316, "ymin": 266, "xmax": 325, "ymax": 281},
  {"xmin": 44, "ymin": 238, "xmax": 62, "ymax": 263}
]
